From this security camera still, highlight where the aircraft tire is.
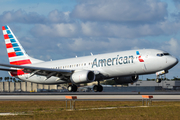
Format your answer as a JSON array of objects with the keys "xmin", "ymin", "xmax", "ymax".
[
  {"xmin": 93, "ymin": 85, "xmax": 98, "ymax": 92},
  {"xmin": 67, "ymin": 85, "xmax": 73, "ymax": 92},
  {"xmin": 72, "ymin": 85, "xmax": 77, "ymax": 92},
  {"xmin": 93, "ymin": 85, "xmax": 103, "ymax": 92},
  {"xmin": 156, "ymin": 78, "xmax": 161, "ymax": 83},
  {"xmin": 98, "ymin": 85, "xmax": 103, "ymax": 92}
]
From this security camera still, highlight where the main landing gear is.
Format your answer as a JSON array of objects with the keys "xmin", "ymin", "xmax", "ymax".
[
  {"xmin": 67, "ymin": 84, "xmax": 77, "ymax": 92},
  {"xmin": 67, "ymin": 81, "xmax": 104, "ymax": 92},
  {"xmin": 93, "ymin": 81, "xmax": 103, "ymax": 92}
]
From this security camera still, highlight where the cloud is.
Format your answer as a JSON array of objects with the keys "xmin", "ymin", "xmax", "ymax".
[
  {"xmin": 30, "ymin": 20, "xmax": 180, "ymax": 39},
  {"xmin": 30, "ymin": 23, "xmax": 80, "ymax": 38},
  {"xmin": 0, "ymin": 9, "xmax": 46, "ymax": 24},
  {"xmin": 161, "ymin": 38, "xmax": 180, "ymax": 56},
  {"xmin": 71, "ymin": 0, "xmax": 167, "ymax": 23},
  {"xmin": 171, "ymin": 12, "xmax": 180, "ymax": 23},
  {"xmin": 0, "ymin": 9, "xmax": 72, "ymax": 24},
  {"xmin": 48, "ymin": 10, "xmax": 72, "ymax": 23},
  {"xmin": 173, "ymin": 0, "xmax": 180, "ymax": 9}
]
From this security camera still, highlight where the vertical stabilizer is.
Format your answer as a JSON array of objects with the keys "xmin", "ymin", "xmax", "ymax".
[{"xmin": 2, "ymin": 25, "xmax": 43, "ymax": 65}]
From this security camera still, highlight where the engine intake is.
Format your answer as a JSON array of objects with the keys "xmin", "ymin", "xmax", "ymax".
[
  {"xmin": 114, "ymin": 75, "xmax": 139, "ymax": 84},
  {"xmin": 70, "ymin": 70, "xmax": 95, "ymax": 84}
]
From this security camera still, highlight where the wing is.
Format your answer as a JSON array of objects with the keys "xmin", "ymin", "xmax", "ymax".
[{"xmin": 0, "ymin": 63, "xmax": 74, "ymax": 80}]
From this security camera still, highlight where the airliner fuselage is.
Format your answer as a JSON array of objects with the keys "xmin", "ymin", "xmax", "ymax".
[{"xmin": 16, "ymin": 49, "xmax": 178, "ymax": 84}]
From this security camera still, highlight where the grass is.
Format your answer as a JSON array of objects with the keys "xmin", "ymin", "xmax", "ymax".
[{"xmin": 0, "ymin": 101, "xmax": 179, "ymax": 120}]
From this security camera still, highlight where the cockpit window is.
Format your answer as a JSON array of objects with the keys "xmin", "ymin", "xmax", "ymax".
[
  {"xmin": 157, "ymin": 54, "xmax": 160, "ymax": 56},
  {"xmin": 157, "ymin": 53, "xmax": 170, "ymax": 57},
  {"xmin": 157, "ymin": 53, "xmax": 163, "ymax": 57},
  {"xmin": 163, "ymin": 53, "xmax": 170, "ymax": 56}
]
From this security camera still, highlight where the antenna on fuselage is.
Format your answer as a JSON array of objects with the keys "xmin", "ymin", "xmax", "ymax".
[{"xmin": 91, "ymin": 52, "xmax": 93, "ymax": 56}]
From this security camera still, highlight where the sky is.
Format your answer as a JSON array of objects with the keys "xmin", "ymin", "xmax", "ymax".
[{"xmin": 0, "ymin": 0, "xmax": 180, "ymax": 80}]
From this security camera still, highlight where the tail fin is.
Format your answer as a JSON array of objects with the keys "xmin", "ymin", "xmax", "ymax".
[{"xmin": 2, "ymin": 25, "xmax": 43, "ymax": 65}]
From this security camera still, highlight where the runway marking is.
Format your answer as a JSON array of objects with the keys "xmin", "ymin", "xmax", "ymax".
[
  {"xmin": 74, "ymin": 106, "xmax": 158, "ymax": 111},
  {"xmin": 0, "ymin": 113, "xmax": 20, "ymax": 116},
  {"xmin": 0, "ymin": 112, "xmax": 32, "ymax": 116}
]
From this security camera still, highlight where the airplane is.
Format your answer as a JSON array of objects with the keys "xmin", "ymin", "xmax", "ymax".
[{"xmin": 0, "ymin": 25, "xmax": 178, "ymax": 92}]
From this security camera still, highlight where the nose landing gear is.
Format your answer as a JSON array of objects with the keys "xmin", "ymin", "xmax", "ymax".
[
  {"xmin": 156, "ymin": 74, "xmax": 166, "ymax": 83},
  {"xmin": 156, "ymin": 70, "xmax": 168, "ymax": 83},
  {"xmin": 156, "ymin": 77, "xmax": 161, "ymax": 83}
]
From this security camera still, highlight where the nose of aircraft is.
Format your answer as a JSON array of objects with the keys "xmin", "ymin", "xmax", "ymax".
[
  {"xmin": 175, "ymin": 58, "xmax": 179, "ymax": 65},
  {"xmin": 168, "ymin": 57, "xmax": 178, "ymax": 69}
]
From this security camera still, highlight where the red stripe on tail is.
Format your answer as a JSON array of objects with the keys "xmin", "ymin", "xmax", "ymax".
[
  {"xmin": 2, "ymin": 26, "xmax": 5, "ymax": 30},
  {"xmin": 4, "ymin": 34, "xmax": 9, "ymax": 39},
  {"xmin": 10, "ymin": 59, "xmax": 32, "ymax": 65},
  {"xmin": 8, "ymin": 52, "xmax": 16, "ymax": 57},
  {"xmin": 6, "ymin": 43, "xmax": 13, "ymax": 48}
]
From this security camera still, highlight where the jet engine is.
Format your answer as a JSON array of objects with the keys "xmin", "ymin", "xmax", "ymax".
[
  {"xmin": 70, "ymin": 70, "xmax": 95, "ymax": 84},
  {"xmin": 114, "ymin": 75, "xmax": 139, "ymax": 84}
]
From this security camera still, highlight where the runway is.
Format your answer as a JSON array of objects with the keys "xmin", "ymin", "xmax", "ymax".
[{"xmin": 0, "ymin": 94, "xmax": 180, "ymax": 101}]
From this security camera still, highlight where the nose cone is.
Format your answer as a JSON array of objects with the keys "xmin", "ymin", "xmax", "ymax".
[
  {"xmin": 168, "ymin": 57, "xmax": 178, "ymax": 69},
  {"xmin": 173, "ymin": 58, "xmax": 178, "ymax": 66},
  {"xmin": 175, "ymin": 58, "xmax": 179, "ymax": 65}
]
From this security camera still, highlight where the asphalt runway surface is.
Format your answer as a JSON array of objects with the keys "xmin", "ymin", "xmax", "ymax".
[{"xmin": 0, "ymin": 93, "xmax": 180, "ymax": 101}]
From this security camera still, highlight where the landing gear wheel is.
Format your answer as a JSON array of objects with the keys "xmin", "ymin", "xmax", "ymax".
[
  {"xmin": 156, "ymin": 78, "xmax": 161, "ymax": 83},
  {"xmin": 67, "ymin": 85, "xmax": 78, "ymax": 92},
  {"xmin": 93, "ymin": 85, "xmax": 103, "ymax": 92},
  {"xmin": 93, "ymin": 85, "xmax": 98, "ymax": 92},
  {"xmin": 98, "ymin": 85, "xmax": 103, "ymax": 92},
  {"xmin": 72, "ymin": 85, "xmax": 77, "ymax": 92},
  {"xmin": 67, "ymin": 85, "xmax": 73, "ymax": 92}
]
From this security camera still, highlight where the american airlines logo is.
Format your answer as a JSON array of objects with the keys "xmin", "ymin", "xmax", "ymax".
[
  {"xmin": 92, "ymin": 55, "xmax": 134, "ymax": 68},
  {"xmin": 138, "ymin": 56, "xmax": 144, "ymax": 62},
  {"xmin": 136, "ymin": 51, "xmax": 144, "ymax": 62}
]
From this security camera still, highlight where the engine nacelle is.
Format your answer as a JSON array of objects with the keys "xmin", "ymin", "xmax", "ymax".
[
  {"xmin": 114, "ymin": 75, "xmax": 139, "ymax": 84},
  {"xmin": 70, "ymin": 70, "xmax": 95, "ymax": 84}
]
